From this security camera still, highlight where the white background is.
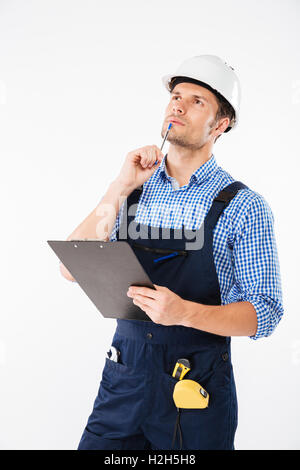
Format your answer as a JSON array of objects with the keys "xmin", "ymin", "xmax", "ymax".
[{"xmin": 0, "ymin": 0, "xmax": 299, "ymax": 450}]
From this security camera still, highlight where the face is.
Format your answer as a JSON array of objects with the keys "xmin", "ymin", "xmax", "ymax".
[{"xmin": 161, "ymin": 82, "xmax": 224, "ymax": 150}]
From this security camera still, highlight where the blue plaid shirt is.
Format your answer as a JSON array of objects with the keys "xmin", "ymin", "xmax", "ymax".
[{"xmin": 110, "ymin": 153, "xmax": 284, "ymax": 340}]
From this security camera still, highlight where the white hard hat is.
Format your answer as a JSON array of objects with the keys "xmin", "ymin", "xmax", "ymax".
[{"xmin": 161, "ymin": 55, "xmax": 241, "ymax": 132}]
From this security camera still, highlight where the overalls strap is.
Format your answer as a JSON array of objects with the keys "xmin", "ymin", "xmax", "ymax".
[
  {"xmin": 205, "ymin": 180, "xmax": 248, "ymax": 230},
  {"xmin": 116, "ymin": 186, "xmax": 143, "ymax": 240},
  {"xmin": 122, "ymin": 181, "xmax": 248, "ymax": 230},
  {"xmin": 128, "ymin": 185, "xmax": 143, "ymax": 206}
]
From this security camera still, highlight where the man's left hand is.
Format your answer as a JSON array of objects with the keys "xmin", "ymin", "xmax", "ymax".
[{"xmin": 127, "ymin": 284, "xmax": 191, "ymax": 326}]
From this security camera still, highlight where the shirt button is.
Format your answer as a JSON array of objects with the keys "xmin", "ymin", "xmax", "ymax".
[{"xmin": 146, "ymin": 333, "xmax": 153, "ymax": 339}]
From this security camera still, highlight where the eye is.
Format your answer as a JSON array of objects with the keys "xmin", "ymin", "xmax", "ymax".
[{"xmin": 171, "ymin": 96, "xmax": 203, "ymax": 105}]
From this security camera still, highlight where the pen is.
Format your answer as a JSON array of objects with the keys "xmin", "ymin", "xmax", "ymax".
[
  {"xmin": 154, "ymin": 122, "xmax": 172, "ymax": 166},
  {"xmin": 160, "ymin": 122, "xmax": 172, "ymax": 151}
]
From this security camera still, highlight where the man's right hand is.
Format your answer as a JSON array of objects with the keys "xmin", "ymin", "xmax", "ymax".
[
  {"xmin": 61, "ymin": 146, "xmax": 164, "ymax": 282},
  {"xmin": 114, "ymin": 145, "xmax": 164, "ymax": 191}
]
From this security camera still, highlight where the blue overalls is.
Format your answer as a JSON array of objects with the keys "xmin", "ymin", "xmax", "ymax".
[{"xmin": 78, "ymin": 180, "xmax": 248, "ymax": 450}]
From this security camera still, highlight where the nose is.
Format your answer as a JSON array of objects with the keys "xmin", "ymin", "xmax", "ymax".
[{"xmin": 172, "ymin": 100, "xmax": 185, "ymax": 115}]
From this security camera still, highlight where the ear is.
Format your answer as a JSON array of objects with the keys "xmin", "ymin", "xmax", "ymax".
[
  {"xmin": 218, "ymin": 116, "xmax": 230, "ymax": 133},
  {"xmin": 214, "ymin": 116, "xmax": 230, "ymax": 140}
]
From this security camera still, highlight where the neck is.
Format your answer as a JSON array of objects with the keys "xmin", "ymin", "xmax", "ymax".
[{"xmin": 165, "ymin": 143, "xmax": 213, "ymax": 187}]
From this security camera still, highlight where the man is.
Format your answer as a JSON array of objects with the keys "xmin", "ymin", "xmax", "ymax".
[{"xmin": 60, "ymin": 55, "xmax": 284, "ymax": 450}]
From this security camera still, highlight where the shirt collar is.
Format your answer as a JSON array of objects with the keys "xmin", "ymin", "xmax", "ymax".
[{"xmin": 155, "ymin": 152, "xmax": 218, "ymax": 186}]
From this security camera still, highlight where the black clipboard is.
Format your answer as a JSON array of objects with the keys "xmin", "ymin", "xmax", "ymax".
[{"xmin": 47, "ymin": 240, "xmax": 154, "ymax": 321}]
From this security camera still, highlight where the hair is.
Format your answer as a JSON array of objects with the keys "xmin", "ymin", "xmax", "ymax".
[
  {"xmin": 169, "ymin": 77, "xmax": 236, "ymax": 142},
  {"xmin": 213, "ymin": 92, "xmax": 236, "ymax": 141}
]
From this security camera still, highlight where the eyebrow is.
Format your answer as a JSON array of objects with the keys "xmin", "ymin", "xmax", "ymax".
[{"xmin": 171, "ymin": 90, "xmax": 209, "ymax": 103}]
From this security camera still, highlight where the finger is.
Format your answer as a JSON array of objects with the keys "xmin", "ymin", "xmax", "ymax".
[
  {"xmin": 129, "ymin": 286, "xmax": 159, "ymax": 299},
  {"xmin": 151, "ymin": 147, "xmax": 163, "ymax": 167},
  {"xmin": 146, "ymin": 149, "xmax": 156, "ymax": 168},
  {"xmin": 132, "ymin": 298, "xmax": 147, "ymax": 311},
  {"xmin": 132, "ymin": 298, "xmax": 157, "ymax": 320},
  {"xmin": 139, "ymin": 150, "xmax": 149, "ymax": 168},
  {"xmin": 132, "ymin": 293, "xmax": 157, "ymax": 310},
  {"xmin": 131, "ymin": 149, "xmax": 147, "ymax": 166},
  {"xmin": 140, "ymin": 147, "xmax": 162, "ymax": 169},
  {"xmin": 153, "ymin": 284, "xmax": 167, "ymax": 292},
  {"xmin": 151, "ymin": 147, "xmax": 158, "ymax": 163},
  {"xmin": 156, "ymin": 149, "xmax": 164, "ymax": 163},
  {"xmin": 147, "ymin": 148, "xmax": 156, "ymax": 167}
]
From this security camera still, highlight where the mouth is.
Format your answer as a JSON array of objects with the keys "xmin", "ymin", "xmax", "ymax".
[{"xmin": 168, "ymin": 119, "xmax": 185, "ymax": 126}]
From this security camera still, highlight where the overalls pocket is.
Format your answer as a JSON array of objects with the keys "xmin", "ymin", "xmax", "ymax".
[
  {"xmin": 103, "ymin": 357, "xmax": 133, "ymax": 374},
  {"xmin": 163, "ymin": 346, "xmax": 232, "ymax": 408},
  {"xmin": 100, "ymin": 357, "xmax": 135, "ymax": 389},
  {"xmin": 130, "ymin": 241, "xmax": 189, "ymax": 290},
  {"xmin": 132, "ymin": 242, "xmax": 188, "ymax": 264},
  {"xmin": 100, "ymin": 335, "xmax": 144, "ymax": 393},
  {"xmin": 99, "ymin": 356, "xmax": 144, "ymax": 408},
  {"xmin": 159, "ymin": 360, "xmax": 233, "ymax": 450}
]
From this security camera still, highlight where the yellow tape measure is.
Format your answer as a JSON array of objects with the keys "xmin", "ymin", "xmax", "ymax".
[
  {"xmin": 172, "ymin": 358, "xmax": 209, "ymax": 409},
  {"xmin": 172, "ymin": 358, "xmax": 191, "ymax": 380},
  {"xmin": 173, "ymin": 379, "xmax": 209, "ymax": 409}
]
